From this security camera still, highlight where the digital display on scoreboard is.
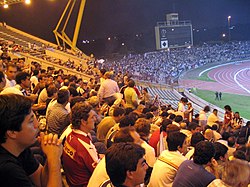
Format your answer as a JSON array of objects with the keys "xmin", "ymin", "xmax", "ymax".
[{"xmin": 155, "ymin": 24, "xmax": 193, "ymax": 50}]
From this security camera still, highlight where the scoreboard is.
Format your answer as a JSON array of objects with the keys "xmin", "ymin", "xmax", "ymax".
[{"xmin": 155, "ymin": 21, "xmax": 193, "ymax": 50}]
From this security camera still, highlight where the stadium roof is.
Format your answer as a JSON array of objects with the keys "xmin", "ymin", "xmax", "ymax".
[{"xmin": 0, "ymin": 0, "xmax": 25, "ymax": 6}]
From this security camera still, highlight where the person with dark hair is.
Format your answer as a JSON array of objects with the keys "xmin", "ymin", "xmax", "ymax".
[
  {"xmin": 0, "ymin": 94, "xmax": 62, "ymax": 187},
  {"xmin": 173, "ymin": 115, "xmax": 183, "ymax": 127},
  {"xmin": 168, "ymin": 113, "xmax": 176, "ymax": 120},
  {"xmin": 37, "ymin": 84, "xmax": 58, "ymax": 116},
  {"xmin": 88, "ymin": 126, "xmax": 142, "ymax": 187},
  {"xmin": 199, "ymin": 105, "xmax": 211, "ymax": 131},
  {"xmin": 105, "ymin": 114, "xmax": 137, "ymax": 148},
  {"xmin": 217, "ymin": 132, "xmax": 231, "ymax": 146},
  {"xmin": 173, "ymin": 141, "xmax": 217, "ymax": 187},
  {"xmin": 68, "ymin": 86, "xmax": 79, "ymax": 97},
  {"xmin": 149, "ymin": 132, "xmax": 187, "ymax": 187},
  {"xmin": 62, "ymin": 102, "xmax": 99, "ymax": 187},
  {"xmin": 208, "ymin": 142, "xmax": 228, "ymax": 176},
  {"xmin": 223, "ymin": 105, "xmax": 234, "ymax": 132},
  {"xmin": 232, "ymin": 150, "xmax": 247, "ymax": 161},
  {"xmin": 186, "ymin": 132, "xmax": 205, "ymax": 160},
  {"xmin": 105, "ymin": 142, "xmax": 148, "ymax": 187},
  {"xmin": 46, "ymin": 89, "xmax": 70, "ymax": 136},
  {"xmin": 15, "ymin": 71, "xmax": 31, "ymax": 95},
  {"xmin": 149, "ymin": 119, "xmax": 172, "ymax": 156},
  {"xmin": 4, "ymin": 63, "xmax": 17, "ymax": 88},
  {"xmin": 140, "ymin": 87, "xmax": 152, "ymax": 107},
  {"xmin": 187, "ymin": 122, "xmax": 202, "ymax": 134},
  {"xmin": 99, "ymin": 68, "xmax": 107, "ymax": 85},
  {"xmin": 134, "ymin": 118, "xmax": 156, "ymax": 168},
  {"xmin": 0, "ymin": 70, "xmax": 6, "ymax": 91},
  {"xmin": 177, "ymin": 97, "xmax": 188, "ymax": 114},
  {"xmin": 227, "ymin": 136, "xmax": 236, "ymax": 157},
  {"xmin": 207, "ymin": 109, "xmax": 223, "ymax": 129},
  {"xmin": 230, "ymin": 111, "xmax": 243, "ymax": 133},
  {"xmin": 97, "ymin": 106, "xmax": 125, "ymax": 142}
]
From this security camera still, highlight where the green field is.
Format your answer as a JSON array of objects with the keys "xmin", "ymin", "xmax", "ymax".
[
  {"xmin": 197, "ymin": 71, "xmax": 215, "ymax": 82},
  {"xmin": 191, "ymin": 89, "xmax": 250, "ymax": 120}
]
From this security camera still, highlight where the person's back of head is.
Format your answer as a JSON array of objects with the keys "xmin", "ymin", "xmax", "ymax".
[
  {"xmin": 113, "ymin": 106, "xmax": 125, "ymax": 117},
  {"xmin": 134, "ymin": 118, "xmax": 151, "ymax": 139},
  {"xmin": 233, "ymin": 150, "xmax": 247, "ymax": 161},
  {"xmin": 203, "ymin": 105, "xmax": 210, "ymax": 113},
  {"xmin": 180, "ymin": 97, "xmax": 188, "ymax": 103},
  {"xmin": 100, "ymin": 69, "xmax": 107, "ymax": 76},
  {"xmin": 174, "ymin": 115, "xmax": 183, "ymax": 123},
  {"xmin": 221, "ymin": 159, "xmax": 250, "ymax": 187},
  {"xmin": 113, "ymin": 126, "xmax": 137, "ymax": 143},
  {"xmin": 145, "ymin": 112, "xmax": 154, "ymax": 119},
  {"xmin": 128, "ymin": 112, "xmax": 139, "ymax": 125},
  {"xmin": 127, "ymin": 79, "xmax": 135, "ymax": 87},
  {"xmin": 46, "ymin": 84, "xmax": 58, "ymax": 98},
  {"xmin": 193, "ymin": 141, "xmax": 215, "ymax": 165},
  {"xmin": 70, "ymin": 96, "xmax": 85, "ymax": 109},
  {"xmin": 224, "ymin": 105, "xmax": 231, "ymax": 111},
  {"xmin": 187, "ymin": 122, "xmax": 200, "ymax": 132},
  {"xmin": 125, "ymin": 107, "xmax": 134, "ymax": 115},
  {"xmin": 190, "ymin": 132, "xmax": 205, "ymax": 147},
  {"xmin": 68, "ymin": 86, "xmax": 79, "ymax": 97},
  {"xmin": 204, "ymin": 129, "xmax": 214, "ymax": 142},
  {"xmin": 160, "ymin": 110, "xmax": 169, "ymax": 118},
  {"xmin": 227, "ymin": 136, "xmax": 236, "ymax": 147},
  {"xmin": 57, "ymin": 89, "xmax": 70, "ymax": 105},
  {"xmin": 166, "ymin": 124, "xmax": 180, "ymax": 134},
  {"xmin": 213, "ymin": 142, "xmax": 228, "ymax": 161},
  {"xmin": 221, "ymin": 132, "xmax": 230, "ymax": 141},
  {"xmin": 167, "ymin": 131, "xmax": 187, "ymax": 153},
  {"xmin": 169, "ymin": 113, "xmax": 176, "ymax": 120},
  {"xmin": 33, "ymin": 69, "xmax": 39, "ymax": 76},
  {"xmin": 0, "ymin": 94, "xmax": 32, "ymax": 143},
  {"xmin": 119, "ymin": 115, "xmax": 134, "ymax": 128},
  {"xmin": 211, "ymin": 124, "xmax": 218, "ymax": 131},
  {"xmin": 160, "ymin": 118, "xmax": 172, "ymax": 133}
]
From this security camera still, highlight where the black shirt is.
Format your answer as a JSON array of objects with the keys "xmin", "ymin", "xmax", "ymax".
[{"xmin": 0, "ymin": 145, "xmax": 39, "ymax": 187}]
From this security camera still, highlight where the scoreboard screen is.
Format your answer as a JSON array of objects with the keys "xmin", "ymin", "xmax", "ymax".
[{"xmin": 155, "ymin": 24, "xmax": 193, "ymax": 50}]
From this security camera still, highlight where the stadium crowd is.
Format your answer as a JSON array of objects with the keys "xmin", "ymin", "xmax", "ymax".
[
  {"xmin": 101, "ymin": 41, "xmax": 250, "ymax": 84},
  {"xmin": 0, "ymin": 40, "xmax": 250, "ymax": 187}
]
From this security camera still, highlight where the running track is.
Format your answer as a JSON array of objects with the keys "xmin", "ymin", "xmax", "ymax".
[{"xmin": 179, "ymin": 61, "xmax": 250, "ymax": 96}]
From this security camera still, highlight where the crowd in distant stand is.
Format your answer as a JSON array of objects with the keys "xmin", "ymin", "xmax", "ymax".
[
  {"xmin": 101, "ymin": 41, "xmax": 250, "ymax": 84},
  {"xmin": 0, "ymin": 43, "xmax": 250, "ymax": 186}
]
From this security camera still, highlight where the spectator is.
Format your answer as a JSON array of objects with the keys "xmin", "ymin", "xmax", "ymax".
[
  {"xmin": 62, "ymin": 102, "xmax": 99, "ymax": 187},
  {"xmin": 149, "ymin": 132, "xmax": 187, "ymax": 187},
  {"xmin": 4, "ymin": 63, "xmax": 17, "ymax": 88},
  {"xmin": 0, "ymin": 94, "xmax": 62, "ymax": 187},
  {"xmin": 208, "ymin": 159, "xmax": 250, "ymax": 187},
  {"xmin": 46, "ymin": 89, "xmax": 70, "ymax": 136},
  {"xmin": 173, "ymin": 141, "xmax": 217, "ymax": 187},
  {"xmin": 105, "ymin": 142, "xmax": 148, "ymax": 187}
]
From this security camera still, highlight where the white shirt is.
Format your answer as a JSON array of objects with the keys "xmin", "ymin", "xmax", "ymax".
[{"xmin": 148, "ymin": 150, "xmax": 187, "ymax": 187}]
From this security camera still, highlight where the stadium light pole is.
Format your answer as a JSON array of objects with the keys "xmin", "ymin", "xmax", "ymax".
[{"xmin": 227, "ymin": 16, "xmax": 231, "ymax": 41}]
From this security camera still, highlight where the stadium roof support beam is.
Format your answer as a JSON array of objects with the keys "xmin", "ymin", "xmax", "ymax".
[
  {"xmin": 53, "ymin": 0, "xmax": 86, "ymax": 52},
  {"xmin": 0, "ymin": 0, "xmax": 23, "ymax": 6}
]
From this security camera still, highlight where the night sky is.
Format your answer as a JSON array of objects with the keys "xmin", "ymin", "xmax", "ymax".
[{"xmin": 1, "ymin": 0, "xmax": 250, "ymax": 56}]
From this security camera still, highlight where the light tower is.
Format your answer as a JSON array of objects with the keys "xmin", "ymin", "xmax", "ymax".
[{"xmin": 53, "ymin": 0, "xmax": 87, "ymax": 52}]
